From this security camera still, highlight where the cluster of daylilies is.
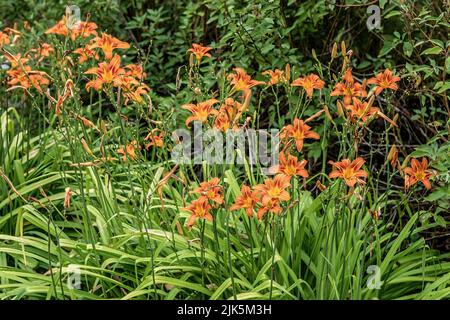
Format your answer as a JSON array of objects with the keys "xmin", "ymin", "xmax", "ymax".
[
  {"xmin": 181, "ymin": 43, "xmax": 435, "ymax": 228},
  {"xmin": 0, "ymin": 18, "xmax": 435, "ymax": 230},
  {"xmin": 0, "ymin": 15, "xmax": 150, "ymax": 105}
]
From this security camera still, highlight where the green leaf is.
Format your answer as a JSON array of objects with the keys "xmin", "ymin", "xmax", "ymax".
[
  {"xmin": 421, "ymin": 46, "xmax": 443, "ymax": 55},
  {"xmin": 403, "ymin": 42, "xmax": 413, "ymax": 57}
]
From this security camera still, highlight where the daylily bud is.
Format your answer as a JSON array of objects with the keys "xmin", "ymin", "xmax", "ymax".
[
  {"xmin": 331, "ymin": 42, "xmax": 338, "ymax": 59},
  {"xmin": 323, "ymin": 105, "xmax": 334, "ymax": 123},
  {"xmin": 340, "ymin": 41, "xmax": 347, "ymax": 57},
  {"xmin": 336, "ymin": 100, "xmax": 345, "ymax": 118},
  {"xmin": 81, "ymin": 138, "xmax": 94, "ymax": 157},
  {"xmin": 284, "ymin": 63, "xmax": 291, "ymax": 83},
  {"xmin": 100, "ymin": 120, "xmax": 108, "ymax": 135},
  {"xmin": 393, "ymin": 113, "xmax": 399, "ymax": 125},
  {"xmin": 387, "ymin": 145, "xmax": 398, "ymax": 168},
  {"xmin": 189, "ymin": 53, "xmax": 194, "ymax": 68}
]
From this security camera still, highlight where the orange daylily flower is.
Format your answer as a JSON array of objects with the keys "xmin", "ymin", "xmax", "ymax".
[
  {"xmin": 124, "ymin": 84, "xmax": 151, "ymax": 104},
  {"xmin": 90, "ymin": 33, "xmax": 130, "ymax": 60},
  {"xmin": 117, "ymin": 140, "xmax": 139, "ymax": 161},
  {"xmin": 125, "ymin": 64, "xmax": 146, "ymax": 80},
  {"xmin": 328, "ymin": 157, "xmax": 368, "ymax": 187},
  {"xmin": 404, "ymin": 158, "xmax": 433, "ymax": 190},
  {"xmin": 291, "ymin": 73, "xmax": 325, "ymax": 97},
  {"xmin": 271, "ymin": 152, "xmax": 309, "ymax": 178},
  {"xmin": 84, "ymin": 54, "xmax": 125, "ymax": 91},
  {"xmin": 191, "ymin": 177, "xmax": 223, "ymax": 205},
  {"xmin": 331, "ymin": 68, "xmax": 367, "ymax": 105},
  {"xmin": 181, "ymin": 99, "xmax": 219, "ymax": 127},
  {"xmin": 230, "ymin": 185, "xmax": 259, "ymax": 217},
  {"xmin": 183, "ymin": 196, "xmax": 213, "ymax": 229},
  {"xmin": 280, "ymin": 118, "xmax": 320, "ymax": 152},
  {"xmin": 4, "ymin": 53, "xmax": 29, "ymax": 69},
  {"xmin": 70, "ymin": 21, "xmax": 98, "ymax": 41},
  {"xmin": 367, "ymin": 69, "xmax": 401, "ymax": 95},
  {"xmin": 387, "ymin": 145, "xmax": 399, "ymax": 169},
  {"xmin": 0, "ymin": 31, "xmax": 11, "ymax": 46},
  {"xmin": 263, "ymin": 64, "xmax": 290, "ymax": 86},
  {"xmin": 262, "ymin": 68, "xmax": 289, "ymax": 86},
  {"xmin": 144, "ymin": 128, "xmax": 164, "ymax": 149},
  {"xmin": 213, "ymin": 98, "xmax": 243, "ymax": 132},
  {"xmin": 45, "ymin": 16, "xmax": 69, "ymax": 37},
  {"xmin": 73, "ymin": 45, "xmax": 99, "ymax": 64},
  {"xmin": 7, "ymin": 66, "xmax": 49, "ymax": 93},
  {"xmin": 256, "ymin": 198, "xmax": 283, "ymax": 220},
  {"xmin": 254, "ymin": 174, "xmax": 291, "ymax": 219},
  {"xmin": 187, "ymin": 43, "xmax": 213, "ymax": 64},
  {"xmin": 227, "ymin": 67, "xmax": 265, "ymax": 92},
  {"xmin": 2, "ymin": 27, "xmax": 21, "ymax": 45},
  {"xmin": 254, "ymin": 174, "xmax": 291, "ymax": 207},
  {"xmin": 345, "ymin": 97, "xmax": 379, "ymax": 124},
  {"xmin": 38, "ymin": 43, "xmax": 54, "ymax": 57}
]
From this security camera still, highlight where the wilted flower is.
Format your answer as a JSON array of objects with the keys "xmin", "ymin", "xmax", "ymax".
[
  {"xmin": 64, "ymin": 187, "xmax": 72, "ymax": 209},
  {"xmin": 144, "ymin": 129, "xmax": 164, "ymax": 149},
  {"xmin": 117, "ymin": 140, "xmax": 139, "ymax": 161}
]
